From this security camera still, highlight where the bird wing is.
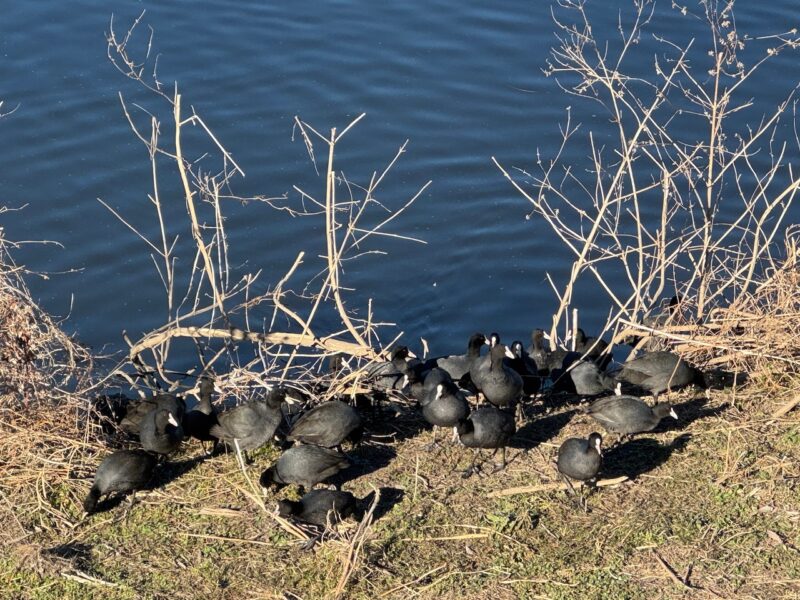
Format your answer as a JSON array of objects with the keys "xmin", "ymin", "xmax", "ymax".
[{"xmin": 211, "ymin": 404, "xmax": 261, "ymax": 440}]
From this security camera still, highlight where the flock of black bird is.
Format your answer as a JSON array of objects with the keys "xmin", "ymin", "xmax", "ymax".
[{"xmin": 86, "ymin": 318, "xmax": 736, "ymax": 527}]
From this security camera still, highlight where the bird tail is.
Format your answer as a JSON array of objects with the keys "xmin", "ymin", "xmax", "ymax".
[{"xmin": 83, "ymin": 485, "xmax": 101, "ymax": 514}]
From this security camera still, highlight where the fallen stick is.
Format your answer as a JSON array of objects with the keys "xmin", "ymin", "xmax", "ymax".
[
  {"xmin": 129, "ymin": 325, "xmax": 378, "ymax": 360},
  {"xmin": 401, "ymin": 533, "xmax": 489, "ymax": 543},
  {"xmin": 772, "ymin": 395, "xmax": 800, "ymax": 418},
  {"xmin": 651, "ymin": 549, "xmax": 693, "ymax": 591},
  {"xmin": 487, "ymin": 475, "xmax": 629, "ymax": 498}
]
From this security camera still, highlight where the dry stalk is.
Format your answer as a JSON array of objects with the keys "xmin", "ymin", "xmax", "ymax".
[
  {"xmin": 495, "ymin": 1, "xmax": 800, "ymax": 379},
  {"xmin": 100, "ymin": 14, "xmax": 426, "ymax": 405}
]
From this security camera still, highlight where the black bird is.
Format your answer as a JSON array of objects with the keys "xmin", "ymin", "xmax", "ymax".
[
  {"xmin": 287, "ymin": 400, "xmax": 363, "ymax": 449},
  {"xmin": 527, "ymin": 328, "xmax": 551, "ymax": 375},
  {"xmin": 405, "ymin": 366, "xmax": 450, "ymax": 404},
  {"xmin": 508, "ymin": 340, "xmax": 540, "ymax": 396},
  {"xmin": 481, "ymin": 344, "xmax": 523, "ymax": 409},
  {"xmin": 422, "ymin": 333, "xmax": 489, "ymax": 383},
  {"xmin": 614, "ymin": 351, "xmax": 728, "ymax": 402},
  {"xmin": 183, "ymin": 377, "xmax": 219, "ymax": 449},
  {"xmin": 83, "ymin": 450, "xmax": 156, "ymax": 513},
  {"xmin": 528, "ymin": 329, "xmax": 581, "ymax": 381},
  {"xmin": 421, "ymin": 376, "xmax": 469, "ymax": 447},
  {"xmin": 140, "ymin": 408, "xmax": 183, "ymax": 456},
  {"xmin": 457, "ymin": 406, "xmax": 516, "ymax": 476},
  {"xmin": 209, "ymin": 387, "xmax": 285, "ymax": 463},
  {"xmin": 584, "ymin": 395, "xmax": 677, "ymax": 441},
  {"xmin": 557, "ymin": 432, "xmax": 603, "ymax": 483},
  {"xmin": 402, "ymin": 363, "xmax": 428, "ymax": 402},
  {"xmin": 90, "ymin": 393, "xmax": 133, "ymax": 436},
  {"xmin": 259, "ymin": 445, "xmax": 351, "ymax": 493},
  {"xmin": 118, "ymin": 393, "xmax": 186, "ymax": 436},
  {"xmin": 569, "ymin": 360, "xmax": 618, "ymax": 397},
  {"xmin": 277, "ymin": 489, "xmax": 366, "ymax": 527},
  {"xmin": 624, "ymin": 295, "xmax": 681, "ymax": 348},
  {"xmin": 575, "ymin": 328, "xmax": 612, "ymax": 370},
  {"xmin": 365, "ymin": 346, "xmax": 413, "ymax": 390},
  {"xmin": 469, "ymin": 333, "xmax": 501, "ymax": 392}
]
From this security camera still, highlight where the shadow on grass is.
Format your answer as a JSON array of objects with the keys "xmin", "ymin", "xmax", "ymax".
[
  {"xmin": 511, "ymin": 409, "xmax": 576, "ymax": 449},
  {"xmin": 331, "ymin": 444, "xmax": 398, "ymax": 487},
  {"xmin": 363, "ymin": 486, "xmax": 406, "ymax": 522},
  {"xmin": 363, "ymin": 400, "xmax": 428, "ymax": 444},
  {"xmin": 42, "ymin": 542, "xmax": 93, "ymax": 569},
  {"xmin": 653, "ymin": 396, "xmax": 729, "ymax": 433},
  {"xmin": 602, "ymin": 433, "xmax": 692, "ymax": 480},
  {"xmin": 151, "ymin": 454, "xmax": 210, "ymax": 488}
]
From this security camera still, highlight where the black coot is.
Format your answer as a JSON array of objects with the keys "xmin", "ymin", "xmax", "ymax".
[
  {"xmin": 259, "ymin": 445, "xmax": 351, "ymax": 492},
  {"xmin": 404, "ymin": 366, "xmax": 449, "ymax": 405},
  {"xmin": 528, "ymin": 329, "xmax": 581, "ymax": 385},
  {"xmin": 585, "ymin": 395, "xmax": 677, "ymax": 439},
  {"xmin": 469, "ymin": 333, "xmax": 501, "ymax": 391},
  {"xmin": 457, "ymin": 406, "xmax": 516, "ymax": 476},
  {"xmin": 365, "ymin": 346, "xmax": 413, "ymax": 390},
  {"xmin": 210, "ymin": 387, "xmax": 285, "ymax": 462},
  {"xmin": 624, "ymin": 295, "xmax": 681, "ymax": 348},
  {"xmin": 527, "ymin": 329, "xmax": 551, "ymax": 375},
  {"xmin": 83, "ymin": 449, "xmax": 156, "ymax": 513},
  {"xmin": 183, "ymin": 377, "xmax": 219, "ymax": 446},
  {"xmin": 277, "ymin": 489, "xmax": 365, "ymax": 527},
  {"xmin": 480, "ymin": 344, "xmax": 522, "ymax": 408},
  {"xmin": 569, "ymin": 361, "xmax": 617, "ymax": 397},
  {"xmin": 287, "ymin": 400, "xmax": 363, "ymax": 448},
  {"xmin": 615, "ymin": 351, "xmax": 701, "ymax": 401},
  {"xmin": 422, "ymin": 333, "xmax": 489, "ymax": 382},
  {"xmin": 403, "ymin": 363, "xmax": 428, "ymax": 402},
  {"xmin": 421, "ymin": 377, "xmax": 469, "ymax": 446},
  {"xmin": 509, "ymin": 340, "xmax": 540, "ymax": 396},
  {"xmin": 575, "ymin": 328, "xmax": 612, "ymax": 370},
  {"xmin": 140, "ymin": 408, "xmax": 183, "ymax": 456},
  {"xmin": 119, "ymin": 393, "xmax": 186, "ymax": 436},
  {"xmin": 557, "ymin": 432, "xmax": 603, "ymax": 482}
]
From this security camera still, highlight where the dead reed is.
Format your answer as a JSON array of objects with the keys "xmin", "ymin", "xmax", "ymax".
[{"xmin": 1, "ymin": 3, "xmax": 799, "ymax": 598}]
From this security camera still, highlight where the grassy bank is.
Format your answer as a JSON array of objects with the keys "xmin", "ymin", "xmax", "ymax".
[
  {"xmin": 2, "ymin": 367, "xmax": 799, "ymax": 598},
  {"xmin": 3, "ymin": 4, "xmax": 800, "ymax": 598}
]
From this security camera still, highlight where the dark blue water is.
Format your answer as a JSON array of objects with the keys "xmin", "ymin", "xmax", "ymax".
[{"xmin": 1, "ymin": 1, "xmax": 797, "ymax": 364}]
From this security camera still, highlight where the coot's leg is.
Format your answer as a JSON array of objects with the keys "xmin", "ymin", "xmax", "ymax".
[
  {"xmin": 462, "ymin": 449, "xmax": 481, "ymax": 479},
  {"xmin": 121, "ymin": 491, "xmax": 139, "ymax": 520},
  {"xmin": 302, "ymin": 533, "xmax": 322, "ymax": 552},
  {"xmin": 233, "ymin": 439, "xmax": 247, "ymax": 473},
  {"xmin": 424, "ymin": 426, "xmax": 440, "ymax": 451},
  {"xmin": 559, "ymin": 472, "xmax": 583, "ymax": 510},
  {"xmin": 489, "ymin": 447, "xmax": 508, "ymax": 474}
]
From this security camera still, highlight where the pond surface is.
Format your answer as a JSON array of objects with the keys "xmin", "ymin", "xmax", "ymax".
[{"xmin": 1, "ymin": 1, "xmax": 797, "ymax": 365}]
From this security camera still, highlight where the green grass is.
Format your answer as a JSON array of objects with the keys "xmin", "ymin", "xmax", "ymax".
[{"xmin": 2, "ymin": 387, "xmax": 799, "ymax": 599}]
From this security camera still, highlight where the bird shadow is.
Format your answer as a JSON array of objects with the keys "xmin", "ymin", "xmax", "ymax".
[
  {"xmin": 150, "ymin": 454, "xmax": 209, "ymax": 489},
  {"xmin": 331, "ymin": 444, "xmax": 398, "ymax": 487},
  {"xmin": 602, "ymin": 433, "xmax": 692, "ymax": 480},
  {"xmin": 42, "ymin": 542, "xmax": 93, "ymax": 569},
  {"xmin": 511, "ymin": 409, "xmax": 576, "ymax": 449},
  {"xmin": 365, "ymin": 486, "xmax": 406, "ymax": 522},
  {"xmin": 653, "ymin": 396, "xmax": 729, "ymax": 433},
  {"xmin": 363, "ymin": 400, "xmax": 428, "ymax": 443}
]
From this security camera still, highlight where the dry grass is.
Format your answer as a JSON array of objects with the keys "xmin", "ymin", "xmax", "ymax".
[
  {"xmin": 1, "ymin": 366, "xmax": 799, "ymax": 599},
  {"xmin": 1, "ymin": 250, "xmax": 799, "ymax": 598},
  {"xmin": 2, "ymin": 4, "xmax": 800, "ymax": 598}
]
